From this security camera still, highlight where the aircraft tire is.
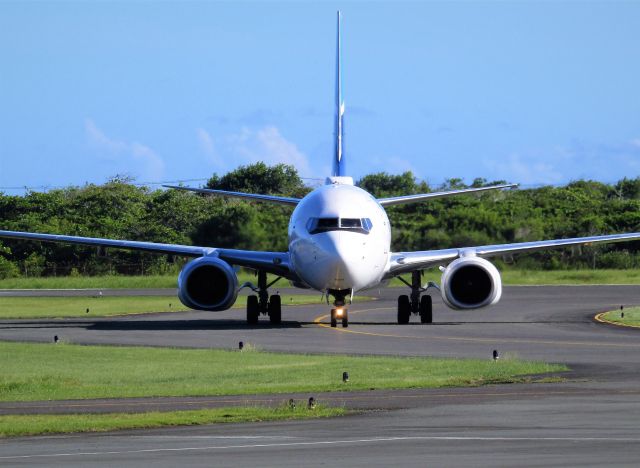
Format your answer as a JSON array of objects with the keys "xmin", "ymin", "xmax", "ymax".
[
  {"xmin": 342, "ymin": 310, "xmax": 348, "ymax": 328},
  {"xmin": 397, "ymin": 295, "xmax": 411, "ymax": 324},
  {"xmin": 419, "ymin": 295, "xmax": 433, "ymax": 324},
  {"xmin": 330, "ymin": 309, "xmax": 337, "ymax": 328},
  {"xmin": 247, "ymin": 295, "xmax": 259, "ymax": 324},
  {"xmin": 269, "ymin": 295, "xmax": 282, "ymax": 324}
]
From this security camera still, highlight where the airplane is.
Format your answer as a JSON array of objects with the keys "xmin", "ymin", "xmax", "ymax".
[{"xmin": 2, "ymin": 11, "xmax": 640, "ymax": 328}]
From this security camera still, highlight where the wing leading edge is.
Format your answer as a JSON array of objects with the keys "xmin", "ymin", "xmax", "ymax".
[
  {"xmin": 0, "ymin": 230, "xmax": 295, "ymax": 279},
  {"xmin": 163, "ymin": 185, "xmax": 301, "ymax": 206},
  {"xmin": 377, "ymin": 183, "xmax": 518, "ymax": 207},
  {"xmin": 387, "ymin": 232, "xmax": 640, "ymax": 276}
]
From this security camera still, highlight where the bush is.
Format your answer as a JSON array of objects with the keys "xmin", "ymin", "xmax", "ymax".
[{"xmin": 0, "ymin": 257, "xmax": 19, "ymax": 279}]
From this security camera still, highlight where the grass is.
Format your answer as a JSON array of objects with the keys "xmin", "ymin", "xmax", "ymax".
[
  {"xmin": 0, "ymin": 295, "xmax": 326, "ymax": 319},
  {"xmin": 599, "ymin": 307, "xmax": 640, "ymax": 327},
  {"xmin": 3, "ymin": 269, "xmax": 640, "ymax": 291},
  {"xmin": 0, "ymin": 271, "xmax": 260, "ymax": 289},
  {"xmin": 0, "ymin": 406, "xmax": 346, "ymax": 438},
  {"xmin": 0, "ymin": 342, "xmax": 567, "ymax": 402},
  {"xmin": 500, "ymin": 269, "xmax": 640, "ymax": 285},
  {"xmin": 390, "ymin": 268, "xmax": 640, "ymax": 287}
]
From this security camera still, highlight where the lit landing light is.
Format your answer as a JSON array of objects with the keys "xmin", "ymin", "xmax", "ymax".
[{"xmin": 335, "ymin": 308, "xmax": 344, "ymax": 318}]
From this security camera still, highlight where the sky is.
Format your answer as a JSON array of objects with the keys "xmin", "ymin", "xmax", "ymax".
[{"xmin": 1, "ymin": 1, "xmax": 639, "ymax": 194}]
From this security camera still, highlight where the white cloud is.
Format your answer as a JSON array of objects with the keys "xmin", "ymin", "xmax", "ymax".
[
  {"xmin": 85, "ymin": 119, "xmax": 164, "ymax": 180},
  {"xmin": 210, "ymin": 125, "xmax": 311, "ymax": 176},
  {"xmin": 196, "ymin": 127, "xmax": 225, "ymax": 170},
  {"xmin": 483, "ymin": 153, "xmax": 563, "ymax": 185}
]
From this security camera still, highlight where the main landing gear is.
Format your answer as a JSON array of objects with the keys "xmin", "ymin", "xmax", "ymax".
[
  {"xmin": 246, "ymin": 271, "xmax": 282, "ymax": 325},
  {"xmin": 328, "ymin": 290, "xmax": 350, "ymax": 328},
  {"xmin": 396, "ymin": 271, "xmax": 433, "ymax": 324}
]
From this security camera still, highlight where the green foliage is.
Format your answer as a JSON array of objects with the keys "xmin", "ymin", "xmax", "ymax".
[
  {"xmin": 2, "ymin": 168, "xmax": 640, "ymax": 276},
  {"xmin": 357, "ymin": 171, "xmax": 425, "ymax": 197},
  {"xmin": 207, "ymin": 162, "xmax": 309, "ymax": 197}
]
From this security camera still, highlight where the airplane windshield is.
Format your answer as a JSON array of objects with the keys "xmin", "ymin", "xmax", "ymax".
[{"xmin": 307, "ymin": 217, "xmax": 372, "ymax": 235}]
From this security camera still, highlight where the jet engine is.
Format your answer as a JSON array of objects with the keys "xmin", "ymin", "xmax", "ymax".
[
  {"xmin": 177, "ymin": 256, "xmax": 238, "ymax": 311},
  {"xmin": 440, "ymin": 256, "xmax": 502, "ymax": 310}
]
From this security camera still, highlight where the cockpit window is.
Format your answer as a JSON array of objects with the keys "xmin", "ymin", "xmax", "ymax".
[
  {"xmin": 316, "ymin": 218, "xmax": 339, "ymax": 230},
  {"xmin": 307, "ymin": 217, "xmax": 372, "ymax": 235},
  {"xmin": 340, "ymin": 218, "xmax": 361, "ymax": 228}
]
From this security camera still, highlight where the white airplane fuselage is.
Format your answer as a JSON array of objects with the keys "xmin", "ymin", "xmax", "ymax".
[{"xmin": 288, "ymin": 182, "xmax": 391, "ymax": 293}]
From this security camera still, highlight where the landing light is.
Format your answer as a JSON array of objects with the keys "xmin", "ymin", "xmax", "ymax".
[{"xmin": 335, "ymin": 308, "xmax": 344, "ymax": 317}]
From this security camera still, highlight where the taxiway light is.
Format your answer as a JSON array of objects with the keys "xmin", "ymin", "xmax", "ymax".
[
  {"xmin": 239, "ymin": 341, "xmax": 244, "ymax": 350},
  {"xmin": 343, "ymin": 371, "xmax": 349, "ymax": 382},
  {"xmin": 492, "ymin": 350, "xmax": 499, "ymax": 360},
  {"xmin": 308, "ymin": 397, "xmax": 316, "ymax": 409},
  {"xmin": 288, "ymin": 398, "xmax": 296, "ymax": 409}
]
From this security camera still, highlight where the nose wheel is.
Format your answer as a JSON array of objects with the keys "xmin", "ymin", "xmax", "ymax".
[{"xmin": 330, "ymin": 308, "xmax": 348, "ymax": 328}]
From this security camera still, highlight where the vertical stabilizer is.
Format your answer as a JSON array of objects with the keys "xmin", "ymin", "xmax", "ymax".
[{"xmin": 333, "ymin": 10, "xmax": 346, "ymax": 177}]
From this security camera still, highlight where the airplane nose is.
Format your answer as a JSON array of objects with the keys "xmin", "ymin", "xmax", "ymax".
[{"xmin": 315, "ymin": 231, "xmax": 364, "ymax": 289}]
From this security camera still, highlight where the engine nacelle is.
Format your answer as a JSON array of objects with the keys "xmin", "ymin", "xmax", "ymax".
[
  {"xmin": 441, "ymin": 256, "xmax": 502, "ymax": 310},
  {"xmin": 177, "ymin": 256, "xmax": 238, "ymax": 311}
]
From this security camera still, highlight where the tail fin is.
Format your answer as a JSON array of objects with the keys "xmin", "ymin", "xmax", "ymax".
[{"xmin": 333, "ymin": 10, "xmax": 346, "ymax": 177}]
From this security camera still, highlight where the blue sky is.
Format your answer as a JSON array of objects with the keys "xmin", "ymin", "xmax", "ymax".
[{"xmin": 1, "ymin": 1, "xmax": 639, "ymax": 193}]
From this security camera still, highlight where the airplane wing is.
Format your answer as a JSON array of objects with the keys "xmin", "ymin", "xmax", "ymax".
[
  {"xmin": 163, "ymin": 185, "xmax": 301, "ymax": 206},
  {"xmin": 377, "ymin": 183, "xmax": 517, "ymax": 207},
  {"xmin": 0, "ymin": 230, "xmax": 294, "ymax": 278},
  {"xmin": 387, "ymin": 232, "xmax": 640, "ymax": 276}
]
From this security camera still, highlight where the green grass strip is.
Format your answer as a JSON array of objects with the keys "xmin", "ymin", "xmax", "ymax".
[
  {"xmin": 0, "ymin": 406, "xmax": 345, "ymax": 438},
  {"xmin": 499, "ymin": 269, "xmax": 640, "ymax": 285},
  {"xmin": 3, "ymin": 269, "xmax": 640, "ymax": 291},
  {"xmin": 600, "ymin": 307, "xmax": 640, "ymax": 327},
  {"xmin": 0, "ymin": 342, "xmax": 566, "ymax": 402},
  {"xmin": 0, "ymin": 295, "xmax": 328, "ymax": 319},
  {"xmin": 389, "ymin": 268, "xmax": 640, "ymax": 287},
  {"xmin": 0, "ymin": 271, "xmax": 260, "ymax": 289}
]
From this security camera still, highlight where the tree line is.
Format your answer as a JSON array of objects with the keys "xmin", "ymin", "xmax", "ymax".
[{"xmin": 1, "ymin": 162, "xmax": 640, "ymax": 279}]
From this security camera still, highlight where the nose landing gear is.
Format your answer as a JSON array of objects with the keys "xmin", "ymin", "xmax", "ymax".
[
  {"xmin": 396, "ymin": 271, "xmax": 435, "ymax": 324},
  {"xmin": 330, "ymin": 307, "xmax": 349, "ymax": 328},
  {"xmin": 327, "ymin": 289, "xmax": 351, "ymax": 328}
]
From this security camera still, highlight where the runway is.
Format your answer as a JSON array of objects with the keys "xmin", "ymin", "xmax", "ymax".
[{"xmin": 1, "ymin": 285, "xmax": 640, "ymax": 466}]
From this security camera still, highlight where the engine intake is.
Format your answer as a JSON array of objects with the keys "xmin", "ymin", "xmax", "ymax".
[
  {"xmin": 441, "ymin": 256, "xmax": 502, "ymax": 310},
  {"xmin": 178, "ymin": 257, "xmax": 238, "ymax": 311}
]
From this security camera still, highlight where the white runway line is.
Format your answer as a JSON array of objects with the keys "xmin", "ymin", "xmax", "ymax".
[{"xmin": 2, "ymin": 435, "xmax": 640, "ymax": 460}]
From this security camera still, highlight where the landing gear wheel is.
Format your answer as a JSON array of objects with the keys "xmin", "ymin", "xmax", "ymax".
[
  {"xmin": 397, "ymin": 295, "xmax": 411, "ymax": 324},
  {"xmin": 419, "ymin": 295, "xmax": 432, "ymax": 324},
  {"xmin": 247, "ymin": 295, "xmax": 259, "ymax": 324},
  {"xmin": 330, "ymin": 309, "xmax": 337, "ymax": 328},
  {"xmin": 268, "ymin": 295, "xmax": 282, "ymax": 325},
  {"xmin": 342, "ymin": 310, "xmax": 349, "ymax": 328}
]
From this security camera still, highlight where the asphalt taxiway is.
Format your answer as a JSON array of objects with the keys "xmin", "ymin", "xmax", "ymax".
[{"xmin": 1, "ymin": 285, "xmax": 640, "ymax": 466}]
